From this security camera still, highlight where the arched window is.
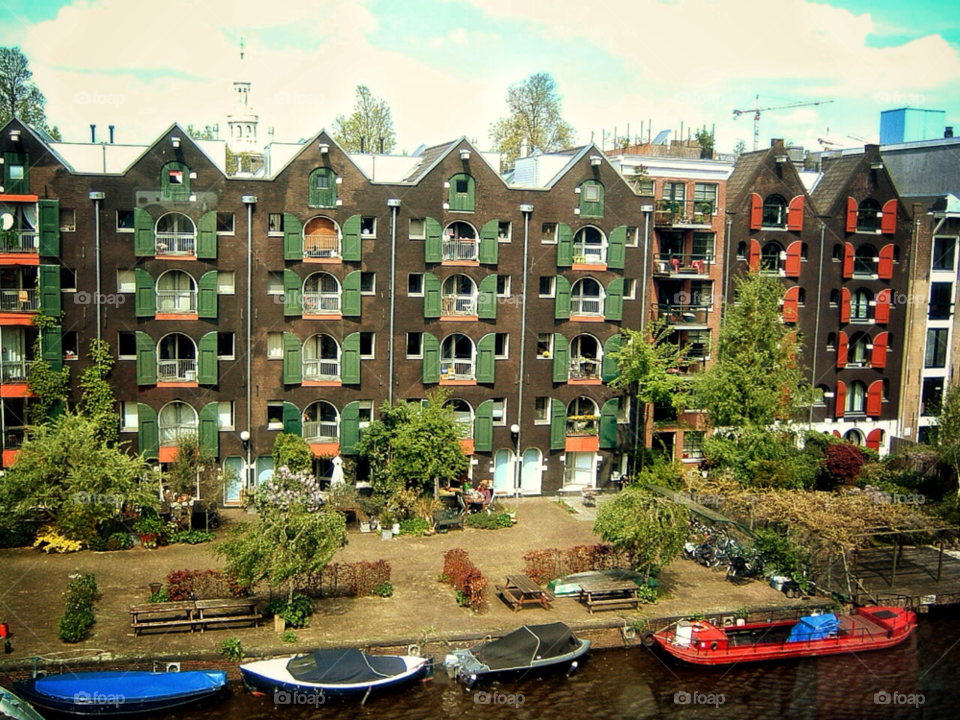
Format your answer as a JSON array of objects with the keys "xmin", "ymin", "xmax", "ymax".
[
  {"xmin": 572, "ymin": 226, "xmax": 607, "ymax": 265},
  {"xmin": 844, "ymin": 428, "xmax": 864, "ymax": 445},
  {"xmin": 570, "ymin": 278, "xmax": 605, "ymax": 317},
  {"xmin": 760, "ymin": 241, "xmax": 784, "ymax": 274},
  {"xmin": 826, "ymin": 332, "xmax": 837, "ymax": 350},
  {"xmin": 762, "ymin": 194, "xmax": 788, "ymax": 228},
  {"xmin": 303, "ymin": 334, "xmax": 341, "ymax": 382},
  {"xmin": 851, "ymin": 289, "xmax": 873, "ymax": 322},
  {"xmin": 570, "ymin": 334, "xmax": 602, "ymax": 381},
  {"xmin": 303, "ymin": 401, "xmax": 339, "ymax": 442},
  {"xmin": 857, "ymin": 199, "xmax": 881, "ymax": 232},
  {"xmin": 303, "ymin": 273, "xmax": 341, "ymax": 313},
  {"xmin": 848, "ymin": 332, "xmax": 870, "ymax": 366},
  {"xmin": 441, "ymin": 275, "xmax": 478, "ymax": 316},
  {"xmin": 444, "ymin": 398, "xmax": 474, "ymax": 439},
  {"xmin": 155, "ymin": 213, "xmax": 196, "ymax": 256},
  {"xmin": 832, "ymin": 243, "xmax": 843, "ymax": 262},
  {"xmin": 443, "ymin": 221, "xmax": 478, "ymax": 261},
  {"xmin": 303, "ymin": 217, "xmax": 341, "ymax": 259},
  {"xmin": 158, "ymin": 401, "xmax": 198, "ymax": 446},
  {"xmin": 308, "ymin": 168, "xmax": 338, "ymax": 208},
  {"xmin": 854, "ymin": 244, "xmax": 877, "ymax": 276},
  {"xmin": 157, "ymin": 333, "xmax": 197, "ymax": 382},
  {"xmin": 567, "ymin": 396, "xmax": 600, "ymax": 435},
  {"xmin": 829, "ymin": 290, "xmax": 839, "ymax": 307},
  {"xmin": 156, "ymin": 271, "xmax": 197, "ymax": 315},
  {"xmin": 846, "ymin": 381, "xmax": 867, "ymax": 414},
  {"xmin": 440, "ymin": 334, "xmax": 476, "ymax": 380}
]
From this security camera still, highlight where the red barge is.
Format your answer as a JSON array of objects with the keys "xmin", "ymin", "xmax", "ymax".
[{"xmin": 652, "ymin": 606, "xmax": 917, "ymax": 666}]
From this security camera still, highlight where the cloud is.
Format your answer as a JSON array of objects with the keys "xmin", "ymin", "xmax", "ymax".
[{"xmin": 426, "ymin": 27, "xmax": 499, "ymax": 49}]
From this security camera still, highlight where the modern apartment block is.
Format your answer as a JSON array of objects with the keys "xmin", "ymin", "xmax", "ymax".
[{"xmin": 0, "ymin": 118, "xmax": 653, "ymax": 499}]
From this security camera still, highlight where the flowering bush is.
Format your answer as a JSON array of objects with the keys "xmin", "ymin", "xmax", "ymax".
[
  {"xmin": 255, "ymin": 466, "xmax": 325, "ymax": 517},
  {"xmin": 34, "ymin": 526, "xmax": 83, "ymax": 553}
]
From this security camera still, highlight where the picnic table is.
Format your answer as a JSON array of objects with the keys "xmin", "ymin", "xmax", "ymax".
[
  {"xmin": 130, "ymin": 599, "xmax": 261, "ymax": 636},
  {"xmin": 497, "ymin": 574, "xmax": 554, "ymax": 612},
  {"xmin": 578, "ymin": 579, "xmax": 642, "ymax": 614},
  {"xmin": 193, "ymin": 599, "xmax": 262, "ymax": 633}
]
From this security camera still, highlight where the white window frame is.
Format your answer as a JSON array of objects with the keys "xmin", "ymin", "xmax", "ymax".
[
  {"xmin": 496, "ymin": 275, "xmax": 511, "ymax": 298},
  {"xmin": 121, "ymin": 402, "xmax": 138, "ymax": 432},
  {"xmin": 267, "ymin": 402, "xmax": 284, "ymax": 429},
  {"xmin": 409, "ymin": 218, "xmax": 426, "ymax": 240},
  {"xmin": 267, "ymin": 272, "xmax": 284, "ymax": 295},
  {"xmin": 541, "ymin": 223, "xmax": 558, "ymax": 244},
  {"xmin": 583, "ymin": 184, "xmax": 601, "ymax": 202},
  {"xmin": 217, "ymin": 332, "xmax": 235, "ymax": 360},
  {"xmin": 498, "ymin": 221, "xmax": 512, "ymax": 243},
  {"xmin": 534, "ymin": 397, "xmax": 550, "ymax": 424},
  {"xmin": 218, "ymin": 401, "xmax": 235, "ymax": 430},
  {"xmin": 406, "ymin": 332, "xmax": 423, "ymax": 359},
  {"xmin": 217, "ymin": 271, "xmax": 236, "ymax": 295},
  {"xmin": 360, "ymin": 332, "xmax": 375, "ymax": 359},
  {"xmin": 360, "ymin": 216, "xmax": 377, "ymax": 238},
  {"xmin": 59, "ymin": 208, "xmax": 76, "ymax": 232},
  {"xmin": 494, "ymin": 333, "xmax": 509, "ymax": 360},
  {"xmin": 267, "ymin": 332, "xmax": 283, "ymax": 359},
  {"xmin": 539, "ymin": 276, "xmax": 556, "ymax": 298},
  {"xmin": 360, "ymin": 272, "xmax": 376, "ymax": 295},
  {"xmin": 408, "ymin": 273, "xmax": 425, "ymax": 297},
  {"xmin": 537, "ymin": 333, "xmax": 554, "ymax": 359},
  {"xmin": 624, "ymin": 278, "xmax": 637, "ymax": 300},
  {"xmin": 625, "ymin": 226, "xmax": 639, "ymax": 247},
  {"xmin": 617, "ymin": 397, "xmax": 631, "ymax": 424},
  {"xmin": 491, "ymin": 398, "xmax": 507, "ymax": 426},
  {"xmin": 118, "ymin": 332, "xmax": 137, "ymax": 360},
  {"xmin": 216, "ymin": 213, "xmax": 236, "ymax": 236},
  {"xmin": 117, "ymin": 270, "xmax": 136, "ymax": 293},
  {"xmin": 267, "ymin": 213, "xmax": 284, "ymax": 237},
  {"xmin": 116, "ymin": 210, "xmax": 135, "ymax": 233}
]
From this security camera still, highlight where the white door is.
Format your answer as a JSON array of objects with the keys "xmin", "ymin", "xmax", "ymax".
[
  {"xmin": 520, "ymin": 448, "xmax": 542, "ymax": 495},
  {"xmin": 493, "ymin": 449, "xmax": 515, "ymax": 494},
  {"xmin": 222, "ymin": 457, "xmax": 244, "ymax": 505},
  {"xmin": 563, "ymin": 452, "xmax": 596, "ymax": 489}
]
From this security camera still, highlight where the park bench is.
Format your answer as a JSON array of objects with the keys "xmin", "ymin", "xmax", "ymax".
[
  {"xmin": 130, "ymin": 599, "xmax": 260, "ymax": 636},
  {"xmin": 130, "ymin": 601, "xmax": 199, "ymax": 636}
]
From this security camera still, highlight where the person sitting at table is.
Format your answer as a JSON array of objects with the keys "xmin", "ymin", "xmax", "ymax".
[{"xmin": 478, "ymin": 480, "xmax": 493, "ymax": 511}]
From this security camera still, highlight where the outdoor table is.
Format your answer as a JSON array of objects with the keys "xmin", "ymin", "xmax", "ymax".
[
  {"xmin": 578, "ymin": 579, "xmax": 642, "ymax": 614},
  {"xmin": 498, "ymin": 574, "xmax": 553, "ymax": 612},
  {"xmin": 193, "ymin": 598, "xmax": 261, "ymax": 633},
  {"xmin": 130, "ymin": 601, "xmax": 198, "ymax": 635}
]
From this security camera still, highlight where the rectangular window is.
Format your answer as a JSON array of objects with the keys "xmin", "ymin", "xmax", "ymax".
[
  {"xmin": 60, "ymin": 267, "xmax": 77, "ymax": 292},
  {"xmin": 929, "ymin": 282, "xmax": 954, "ymax": 320},
  {"xmin": 217, "ymin": 271, "xmax": 235, "ymax": 295},
  {"xmin": 933, "ymin": 237, "xmax": 957, "ymax": 272},
  {"xmin": 218, "ymin": 401, "xmax": 235, "ymax": 430},
  {"xmin": 168, "ymin": 170, "xmax": 183, "ymax": 185},
  {"xmin": 267, "ymin": 402, "xmax": 284, "ymax": 428},
  {"xmin": 690, "ymin": 280, "xmax": 712, "ymax": 306},
  {"xmin": 539, "ymin": 276, "xmax": 556, "ymax": 298},
  {"xmin": 693, "ymin": 183, "xmax": 718, "ymax": 214},
  {"xmin": 406, "ymin": 332, "xmax": 423, "ymax": 358},
  {"xmin": 216, "ymin": 213, "xmax": 235, "ymax": 235},
  {"xmin": 359, "ymin": 332, "xmax": 375, "ymax": 359},
  {"xmin": 456, "ymin": 178, "xmax": 469, "ymax": 194},
  {"xmin": 498, "ymin": 221, "xmax": 512, "ymax": 242},
  {"xmin": 494, "ymin": 333, "xmax": 509, "ymax": 359},
  {"xmin": 624, "ymin": 278, "xmax": 637, "ymax": 300},
  {"xmin": 409, "ymin": 218, "xmax": 426, "ymax": 239},
  {"xmin": 117, "ymin": 270, "xmax": 136, "ymax": 293},
  {"xmin": 267, "ymin": 332, "xmax": 283, "ymax": 359},
  {"xmin": 496, "ymin": 275, "xmax": 511, "ymax": 297},
  {"xmin": 491, "ymin": 398, "xmax": 506, "ymax": 426},
  {"xmin": 316, "ymin": 174, "xmax": 330, "ymax": 189},
  {"xmin": 925, "ymin": 329, "xmax": 949, "ymax": 368},
  {"xmin": 407, "ymin": 273, "xmax": 424, "ymax": 296},
  {"xmin": 360, "ymin": 217, "xmax": 377, "ymax": 237},
  {"xmin": 541, "ymin": 222, "xmax": 558, "ymax": 244},
  {"xmin": 118, "ymin": 331, "xmax": 136, "ymax": 359},
  {"xmin": 583, "ymin": 184, "xmax": 600, "ymax": 202},
  {"xmin": 537, "ymin": 333, "xmax": 553, "ymax": 359},
  {"xmin": 663, "ymin": 181, "xmax": 686, "ymax": 202},
  {"xmin": 922, "ymin": 377, "xmax": 945, "ymax": 416},
  {"xmin": 268, "ymin": 214, "xmax": 284, "ymax": 236},
  {"xmin": 62, "ymin": 331, "xmax": 78, "ymax": 360},
  {"xmin": 692, "ymin": 232, "xmax": 715, "ymax": 259},
  {"xmin": 267, "ymin": 272, "xmax": 284, "ymax": 294},
  {"xmin": 217, "ymin": 332, "xmax": 235, "ymax": 360},
  {"xmin": 625, "ymin": 226, "xmax": 639, "ymax": 247},
  {"xmin": 617, "ymin": 397, "xmax": 631, "ymax": 424},
  {"xmin": 360, "ymin": 272, "xmax": 376, "ymax": 295},
  {"xmin": 683, "ymin": 431, "xmax": 705, "ymax": 460},
  {"xmin": 121, "ymin": 402, "xmax": 138, "ymax": 432},
  {"xmin": 9, "ymin": 165, "xmax": 24, "ymax": 180},
  {"xmin": 59, "ymin": 208, "xmax": 76, "ymax": 232},
  {"xmin": 116, "ymin": 210, "xmax": 135, "ymax": 232},
  {"xmin": 637, "ymin": 178, "xmax": 655, "ymax": 195},
  {"xmin": 534, "ymin": 397, "xmax": 550, "ymax": 424},
  {"xmin": 358, "ymin": 400, "xmax": 374, "ymax": 424}
]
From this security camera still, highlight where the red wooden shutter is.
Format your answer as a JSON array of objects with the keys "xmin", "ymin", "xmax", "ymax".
[
  {"xmin": 842, "ymin": 242, "xmax": 854, "ymax": 278},
  {"xmin": 866, "ymin": 428, "xmax": 884, "ymax": 451},
  {"xmin": 846, "ymin": 197, "xmax": 858, "ymax": 233},
  {"xmin": 836, "ymin": 331, "xmax": 848, "ymax": 368},
  {"xmin": 782, "ymin": 286, "xmax": 799, "ymax": 323},
  {"xmin": 881, "ymin": 199, "xmax": 897, "ymax": 235},
  {"xmin": 871, "ymin": 332, "xmax": 888, "ymax": 369},
  {"xmin": 840, "ymin": 287, "xmax": 851, "ymax": 323},
  {"xmin": 750, "ymin": 193, "xmax": 763, "ymax": 230},
  {"xmin": 787, "ymin": 196, "xmax": 805, "ymax": 231},
  {"xmin": 748, "ymin": 239, "xmax": 761, "ymax": 272},
  {"xmin": 878, "ymin": 244, "xmax": 895, "ymax": 279},
  {"xmin": 785, "ymin": 241, "xmax": 802, "ymax": 277},
  {"xmin": 835, "ymin": 381, "xmax": 846, "ymax": 417},
  {"xmin": 866, "ymin": 381, "xmax": 883, "ymax": 417},
  {"xmin": 875, "ymin": 289, "xmax": 891, "ymax": 324}
]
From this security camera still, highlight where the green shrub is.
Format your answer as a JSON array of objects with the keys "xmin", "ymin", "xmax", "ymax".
[
  {"xmin": 754, "ymin": 527, "xmax": 809, "ymax": 583},
  {"xmin": 281, "ymin": 630, "xmax": 298, "ymax": 644},
  {"xmin": 148, "ymin": 588, "xmax": 170, "ymax": 603},
  {"xmin": 636, "ymin": 584, "xmax": 658, "ymax": 604},
  {"xmin": 465, "ymin": 513, "xmax": 513, "ymax": 530},
  {"xmin": 399, "ymin": 518, "xmax": 430, "ymax": 537},
  {"xmin": 0, "ymin": 523, "xmax": 37, "ymax": 548},
  {"xmin": 266, "ymin": 594, "xmax": 313, "ymax": 628},
  {"xmin": 372, "ymin": 582, "xmax": 393, "ymax": 597},
  {"xmin": 58, "ymin": 607, "xmax": 94, "ymax": 643},
  {"xmin": 455, "ymin": 589, "xmax": 470, "ymax": 607},
  {"xmin": 108, "ymin": 532, "xmax": 133, "ymax": 550},
  {"xmin": 132, "ymin": 514, "xmax": 165, "ymax": 537},
  {"xmin": 219, "ymin": 637, "xmax": 244, "ymax": 662},
  {"xmin": 169, "ymin": 530, "xmax": 216, "ymax": 545}
]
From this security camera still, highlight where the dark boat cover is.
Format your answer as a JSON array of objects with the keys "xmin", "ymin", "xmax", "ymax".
[
  {"xmin": 474, "ymin": 623, "xmax": 580, "ymax": 671},
  {"xmin": 787, "ymin": 614, "xmax": 839, "ymax": 643},
  {"xmin": 286, "ymin": 650, "xmax": 407, "ymax": 684}
]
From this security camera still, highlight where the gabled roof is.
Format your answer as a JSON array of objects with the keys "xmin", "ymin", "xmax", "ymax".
[
  {"xmin": 402, "ymin": 139, "xmax": 459, "ymax": 183},
  {"xmin": 0, "ymin": 117, "xmax": 76, "ymax": 173},
  {"xmin": 725, "ymin": 149, "xmax": 769, "ymax": 210},
  {"xmin": 531, "ymin": 143, "xmax": 636, "ymax": 193},
  {"xmin": 261, "ymin": 128, "xmax": 371, "ymax": 182},
  {"xmin": 810, "ymin": 153, "xmax": 864, "ymax": 215}
]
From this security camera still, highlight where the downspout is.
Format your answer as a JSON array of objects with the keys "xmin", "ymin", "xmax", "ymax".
[
  {"xmin": 91, "ymin": 195, "xmax": 102, "ymax": 343},
  {"xmin": 808, "ymin": 222, "xmax": 826, "ymax": 425},
  {"xmin": 517, "ymin": 204, "xmax": 534, "ymax": 492},
  {"xmin": 387, "ymin": 199, "xmax": 401, "ymax": 405},
  {"xmin": 634, "ymin": 205, "xmax": 653, "ymax": 475},
  {"xmin": 723, "ymin": 215, "xmax": 734, "ymax": 319},
  {"xmin": 243, "ymin": 196, "xmax": 255, "ymax": 488}
]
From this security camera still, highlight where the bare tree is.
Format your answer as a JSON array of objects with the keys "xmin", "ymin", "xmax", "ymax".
[
  {"xmin": 489, "ymin": 73, "xmax": 575, "ymax": 170},
  {"xmin": 332, "ymin": 85, "xmax": 396, "ymax": 154}
]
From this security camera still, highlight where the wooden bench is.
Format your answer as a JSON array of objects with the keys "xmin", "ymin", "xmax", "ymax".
[
  {"xmin": 130, "ymin": 601, "xmax": 198, "ymax": 636},
  {"xmin": 578, "ymin": 580, "xmax": 643, "ymax": 614},
  {"xmin": 131, "ymin": 599, "xmax": 260, "ymax": 635},
  {"xmin": 194, "ymin": 599, "xmax": 261, "ymax": 633}
]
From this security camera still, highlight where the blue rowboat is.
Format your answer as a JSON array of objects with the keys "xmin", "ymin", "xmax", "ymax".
[{"xmin": 14, "ymin": 670, "xmax": 227, "ymax": 716}]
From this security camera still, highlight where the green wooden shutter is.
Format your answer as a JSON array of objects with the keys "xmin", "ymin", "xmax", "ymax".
[
  {"xmin": 479, "ymin": 219, "xmax": 499, "ymax": 264},
  {"xmin": 283, "ymin": 269, "xmax": 302, "ymax": 316},
  {"xmin": 339, "ymin": 401, "xmax": 360, "ymax": 455},
  {"xmin": 478, "ymin": 274, "xmax": 497, "ymax": 320},
  {"xmin": 3, "ymin": 153, "xmax": 28, "ymax": 194},
  {"xmin": 605, "ymin": 278, "xmax": 623, "ymax": 321},
  {"xmin": 198, "ymin": 332, "xmax": 218, "ymax": 385},
  {"xmin": 283, "ymin": 213, "xmax": 303, "ymax": 260},
  {"xmin": 161, "ymin": 162, "xmax": 190, "ymax": 201},
  {"xmin": 448, "ymin": 173, "xmax": 475, "ymax": 212},
  {"xmin": 197, "ymin": 211, "xmax": 217, "ymax": 259},
  {"xmin": 423, "ymin": 272, "xmax": 441, "ymax": 318},
  {"xmin": 135, "ymin": 268, "xmax": 156, "ymax": 317},
  {"xmin": 607, "ymin": 225, "xmax": 627, "ymax": 269},
  {"xmin": 474, "ymin": 400, "xmax": 494, "ymax": 452},
  {"xmin": 309, "ymin": 168, "xmax": 337, "ymax": 208},
  {"xmin": 135, "ymin": 331, "xmax": 157, "ymax": 385},
  {"xmin": 550, "ymin": 399, "xmax": 567, "ymax": 450},
  {"xmin": 477, "ymin": 334, "xmax": 496, "ymax": 384},
  {"xmin": 555, "ymin": 276, "xmax": 571, "ymax": 319},
  {"xmin": 138, "ymin": 404, "xmax": 159, "ymax": 460},
  {"xmin": 599, "ymin": 399, "xmax": 619, "ymax": 449},
  {"xmin": 580, "ymin": 180, "xmax": 604, "ymax": 217},
  {"xmin": 342, "ymin": 333, "xmax": 361, "ymax": 385},
  {"xmin": 38, "ymin": 199, "xmax": 60, "ymax": 257},
  {"xmin": 282, "ymin": 332, "xmax": 302, "ymax": 385},
  {"xmin": 41, "ymin": 326, "xmax": 62, "ymax": 372},
  {"xmin": 553, "ymin": 333, "xmax": 569, "ymax": 383},
  {"xmin": 425, "ymin": 217, "xmax": 442, "ymax": 262},
  {"xmin": 342, "ymin": 215, "xmax": 361, "ymax": 262},
  {"xmin": 342, "ymin": 271, "xmax": 361, "ymax": 317},
  {"xmin": 557, "ymin": 223, "xmax": 574, "ymax": 267},
  {"xmin": 38, "ymin": 264, "xmax": 61, "ymax": 316},
  {"xmin": 199, "ymin": 402, "xmax": 220, "ymax": 458},
  {"xmin": 283, "ymin": 402, "xmax": 302, "ymax": 436},
  {"xmin": 602, "ymin": 334, "xmax": 621, "ymax": 383},
  {"xmin": 198, "ymin": 271, "xmax": 218, "ymax": 318},
  {"xmin": 422, "ymin": 332, "xmax": 439, "ymax": 384},
  {"xmin": 134, "ymin": 208, "xmax": 155, "ymax": 257}
]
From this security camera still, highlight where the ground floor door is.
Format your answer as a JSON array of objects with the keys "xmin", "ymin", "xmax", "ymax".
[
  {"xmin": 493, "ymin": 449, "xmax": 515, "ymax": 494},
  {"xmin": 520, "ymin": 448, "xmax": 542, "ymax": 495},
  {"xmin": 563, "ymin": 452, "xmax": 596, "ymax": 490},
  {"xmin": 222, "ymin": 456, "xmax": 244, "ymax": 505}
]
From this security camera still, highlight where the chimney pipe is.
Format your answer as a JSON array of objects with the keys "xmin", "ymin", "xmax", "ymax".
[
  {"xmin": 109, "ymin": 125, "xmax": 115, "ymax": 144},
  {"xmin": 946, "ymin": 127, "xmax": 954, "ymax": 139},
  {"xmin": 360, "ymin": 137, "xmax": 365, "ymax": 153},
  {"xmin": 379, "ymin": 138, "xmax": 384, "ymax": 154},
  {"xmin": 90, "ymin": 124, "xmax": 96, "ymax": 143}
]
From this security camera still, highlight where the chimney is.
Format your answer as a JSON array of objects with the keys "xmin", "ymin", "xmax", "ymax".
[
  {"xmin": 108, "ymin": 125, "xmax": 115, "ymax": 144},
  {"xmin": 946, "ymin": 127, "xmax": 954, "ymax": 138},
  {"xmin": 359, "ymin": 137, "xmax": 365, "ymax": 153},
  {"xmin": 520, "ymin": 138, "xmax": 529, "ymax": 159},
  {"xmin": 379, "ymin": 138, "xmax": 384, "ymax": 154},
  {"xmin": 90, "ymin": 124, "xmax": 96, "ymax": 143}
]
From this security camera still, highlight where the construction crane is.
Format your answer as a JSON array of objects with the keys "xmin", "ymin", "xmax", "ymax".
[{"xmin": 733, "ymin": 95, "xmax": 835, "ymax": 151}]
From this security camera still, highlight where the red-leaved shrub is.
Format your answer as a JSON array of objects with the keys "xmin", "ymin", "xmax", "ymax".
[
  {"xmin": 441, "ymin": 548, "xmax": 487, "ymax": 612},
  {"xmin": 523, "ymin": 544, "xmax": 633, "ymax": 584},
  {"xmin": 165, "ymin": 569, "xmax": 248, "ymax": 601}
]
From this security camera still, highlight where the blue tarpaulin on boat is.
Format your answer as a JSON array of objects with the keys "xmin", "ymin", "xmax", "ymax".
[
  {"xmin": 28, "ymin": 671, "xmax": 226, "ymax": 702},
  {"xmin": 787, "ymin": 614, "xmax": 839, "ymax": 643}
]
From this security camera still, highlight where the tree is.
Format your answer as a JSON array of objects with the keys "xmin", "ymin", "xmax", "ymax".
[
  {"xmin": 489, "ymin": 73, "xmax": 575, "ymax": 169},
  {"xmin": 696, "ymin": 127, "xmax": 715, "ymax": 159},
  {"xmin": 935, "ymin": 383, "xmax": 960, "ymax": 497},
  {"xmin": 186, "ymin": 124, "xmax": 217, "ymax": 140},
  {"xmin": 78, "ymin": 340, "xmax": 117, "ymax": 444},
  {"xmin": 594, "ymin": 486, "xmax": 689, "ymax": 579},
  {"xmin": 733, "ymin": 139, "xmax": 748, "ymax": 158},
  {"xmin": 332, "ymin": 85, "xmax": 396, "ymax": 154},
  {"xmin": 272, "ymin": 433, "xmax": 313, "ymax": 474},
  {"xmin": 0, "ymin": 47, "xmax": 57, "ymax": 137},
  {"xmin": 165, "ymin": 432, "xmax": 217, "ymax": 500}
]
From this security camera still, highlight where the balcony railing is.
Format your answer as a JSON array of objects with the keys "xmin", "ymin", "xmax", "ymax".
[
  {"xmin": 160, "ymin": 425, "xmax": 198, "ymax": 446},
  {"xmin": 566, "ymin": 415, "xmax": 599, "ymax": 436},
  {"xmin": 0, "ymin": 230, "xmax": 39, "ymax": 253},
  {"xmin": 158, "ymin": 358, "xmax": 198, "ymax": 382},
  {"xmin": 303, "ymin": 359, "xmax": 340, "ymax": 382},
  {"xmin": 156, "ymin": 290, "xmax": 197, "ymax": 314},
  {"xmin": 570, "ymin": 296, "xmax": 604, "ymax": 316},
  {"xmin": 442, "ymin": 239, "xmax": 478, "ymax": 262},
  {"xmin": 0, "ymin": 289, "xmax": 39, "ymax": 312},
  {"xmin": 303, "ymin": 420, "xmax": 339, "ymax": 443},
  {"xmin": 303, "ymin": 292, "xmax": 341, "ymax": 314},
  {"xmin": 440, "ymin": 360, "xmax": 475, "ymax": 381},
  {"xmin": 654, "ymin": 200, "xmax": 715, "ymax": 227},
  {"xmin": 3, "ymin": 427, "xmax": 26, "ymax": 450},
  {"xmin": 572, "ymin": 244, "xmax": 606, "ymax": 265},
  {"xmin": 442, "ymin": 295, "xmax": 477, "ymax": 316},
  {"xmin": 569, "ymin": 357, "xmax": 601, "ymax": 381},
  {"xmin": 155, "ymin": 232, "xmax": 196, "ymax": 256},
  {"xmin": 304, "ymin": 235, "xmax": 341, "ymax": 259},
  {"xmin": 654, "ymin": 304, "xmax": 711, "ymax": 325},
  {"xmin": 0, "ymin": 361, "xmax": 33, "ymax": 382},
  {"xmin": 652, "ymin": 253, "xmax": 713, "ymax": 276}
]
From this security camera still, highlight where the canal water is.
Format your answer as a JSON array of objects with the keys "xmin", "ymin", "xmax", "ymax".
[{"xmin": 97, "ymin": 607, "xmax": 960, "ymax": 719}]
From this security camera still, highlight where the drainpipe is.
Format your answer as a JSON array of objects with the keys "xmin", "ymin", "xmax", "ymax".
[
  {"xmin": 517, "ymin": 204, "xmax": 534, "ymax": 493},
  {"xmin": 387, "ymin": 199, "xmax": 401, "ymax": 405},
  {"xmin": 88, "ymin": 192, "xmax": 104, "ymax": 343},
  {"xmin": 808, "ymin": 222, "xmax": 826, "ymax": 425},
  {"xmin": 640, "ymin": 205, "xmax": 653, "ymax": 331},
  {"xmin": 242, "ymin": 195, "xmax": 256, "ymax": 488},
  {"xmin": 723, "ymin": 215, "xmax": 734, "ymax": 319}
]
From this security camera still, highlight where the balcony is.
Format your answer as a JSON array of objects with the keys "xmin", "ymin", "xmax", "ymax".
[
  {"xmin": 0, "ymin": 360, "xmax": 33, "ymax": 382},
  {"xmin": 654, "ymin": 200, "xmax": 715, "ymax": 228},
  {"xmin": 654, "ymin": 303, "xmax": 711, "ymax": 326},
  {"xmin": 303, "ymin": 292, "xmax": 341, "ymax": 314},
  {"xmin": 0, "ymin": 230, "xmax": 39, "ymax": 254},
  {"xmin": 303, "ymin": 359, "xmax": 340, "ymax": 383},
  {"xmin": 3, "ymin": 427, "xmax": 26, "ymax": 450},
  {"xmin": 440, "ymin": 360, "xmax": 475, "ymax": 381},
  {"xmin": 160, "ymin": 425, "xmax": 196, "ymax": 447},
  {"xmin": 572, "ymin": 243, "xmax": 606, "ymax": 266},
  {"xmin": 304, "ymin": 234, "xmax": 341, "ymax": 260},
  {"xmin": 156, "ymin": 290, "xmax": 197, "ymax": 315},
  {"xmin": 442, "ymin": 295, "xmax": 477, "ymax": 317},
  {"xmin": 157, "ymin": 358, "xmax": 198, "ymax": 383},
  {"xmin": 0, "ymin": 289, "xmax": 39, "ymax": 313},
  {"xmin": 570, "ymin": 296, "xmax": 604, "ymax": 317},
  {"xmin": 303, "ymin": 420, "xmax": 339, "ymax": 443},
  {"xmin": 652, "ymin": 253, "xmax": 713, "ymax": 277},
  {"xmin": 566, "ymin": 415, "xmax": 599, "ymax": 436},
  {"xmin": 442, "ymin": 239, "xmax": 478, "ymax": 262},
  {"xmin": 569, "ymin": 357, "xmax": 601, "ymax": 381},
  {"xmin": 155, "ymin": 232, "xmax": 196, "ymax": 257}
]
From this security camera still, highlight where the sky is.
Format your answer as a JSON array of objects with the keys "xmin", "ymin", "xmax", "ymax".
[{"xmin": 2, "ymin": 0, "xmax": 958, "ymax": 154}]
